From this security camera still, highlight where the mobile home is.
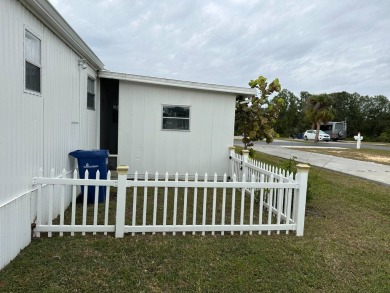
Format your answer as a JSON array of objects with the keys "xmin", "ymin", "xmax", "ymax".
[{"xmin": 0, "ymin": 0, "xmax": 254, "ymax": 270}]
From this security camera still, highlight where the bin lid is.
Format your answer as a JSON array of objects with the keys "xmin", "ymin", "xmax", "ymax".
[{"xmin": 69, "ymin": 149, "xmax": 110, "ymax": 158}]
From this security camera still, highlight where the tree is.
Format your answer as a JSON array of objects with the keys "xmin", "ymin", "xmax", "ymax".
[
  {"xmin": 235, "ymin": 75, "xmax": 283, "ymax": 149},
  {"xmin": 305, "ymin": 94, "xmax": 335, "ymax": 142},
  {"xmin": 361, "ymin": 95, "xmax": 390, "ymax": 139},
  {"xmin": 300, "ymin": 91, "xmax": 314, "ymax": 131},
  {"xmin": 273, "ymin": 89, "xmax": 301, "ymax": 137},
  {"xmin": 330, "ymin": 92, "xmax": 362, "ymax": 137},
  {"xmin": 273, "ymin": 89, "xmax": 389, "ymax": 142}
]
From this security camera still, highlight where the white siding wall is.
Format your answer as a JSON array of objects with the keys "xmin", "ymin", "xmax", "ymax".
[
  {"xmin": 118, "ymin": 81, "xmax": 236, "ymax": 176},
  {"xmin": 79, "ymin": 69, "xmax": 100, "ymax": 151},
  {"xmin": 0, "ymin": 193, "xmax": 32, "ymax": 270},
  {"xmin": 0, "ymin": 0, "xmax": 100, "ymax": 269}
]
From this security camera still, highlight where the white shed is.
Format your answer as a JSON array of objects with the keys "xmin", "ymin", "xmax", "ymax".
[{"xmin": 99, "ymin": 71, "xmax": 255, "ymax": 178}]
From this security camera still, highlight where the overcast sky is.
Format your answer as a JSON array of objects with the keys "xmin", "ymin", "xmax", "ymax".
[{"xmin": 50, "ymin": 0, "xmax": 389, "ymax": 98}]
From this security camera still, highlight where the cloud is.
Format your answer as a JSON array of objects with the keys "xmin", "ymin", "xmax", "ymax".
[{"xmin": 49, "ymin": 0, "xmax": 390, "ymax": 98}]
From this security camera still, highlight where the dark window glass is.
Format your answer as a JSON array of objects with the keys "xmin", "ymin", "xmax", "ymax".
[
  {"xmin": 162, "ymin": 118, "xmax": 189, "ymax": 130},
  {"xmin": 87, "ymin": 93, "xmax": 95, "ymax": 110},
  {"xmin": 87, "ymin": 77, "xmax": 95, "ymax": 110},
  {"xmin": 162, "ymin": 105, "xmax": 190, "ymax": 130},
  {"xmin": 163, "ymin": 106, "xmax": 189, "ymax": 118},
  {"xmin": 320, "ymin": 125, "xmax": 332, "ymax": 131},
  {"xmin": 25, "ymin": 61, "xmax": 41, "ymax": 92}
]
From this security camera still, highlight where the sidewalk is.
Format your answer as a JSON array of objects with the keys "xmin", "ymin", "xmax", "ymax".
[{"xmin": 249, "ymin": 143, "xmax": 390, "ymax": 186}]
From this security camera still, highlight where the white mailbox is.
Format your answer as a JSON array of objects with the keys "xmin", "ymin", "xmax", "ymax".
[{"xmin": 354, "ymin": 132, "xmax": 363, "ymax": 149}]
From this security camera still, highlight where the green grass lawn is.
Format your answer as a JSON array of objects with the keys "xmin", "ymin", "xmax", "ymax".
[{"xmin": 1, "ymin": 151, "xmax": 389, "ymax": 292}]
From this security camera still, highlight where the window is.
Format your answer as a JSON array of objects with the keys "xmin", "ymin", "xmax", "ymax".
[
  {"xmin": 162, "ymin": 105, "xmax": 190, "ymax": 130},
  {"xmin": 335, "ymin": 123, "xmax": 343, "ymax": 131},
  {"xmin": 320, "ymin": 125, "xmax": 332, "ymax": 131},
  {"xmin": 25, "ymin": 30, "xmax": 41, "ymax": 93},
  {"xmin": 87, "ymin": 77, "xmax": 95, "ymax": 110}
]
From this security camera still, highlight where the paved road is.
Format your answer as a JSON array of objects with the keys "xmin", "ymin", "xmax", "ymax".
[
  {"xmin": 252, "ymin": 139, "xmax": 390, "ymax": 151},
  {"xmin": 234, "ymin": 140, "xmax": 390, "ymax": 186}
]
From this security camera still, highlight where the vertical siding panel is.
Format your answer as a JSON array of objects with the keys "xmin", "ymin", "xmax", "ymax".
[
  {"xmin": 133, "ymin": 83, "xmax": 145, "ymax": 171},
  {"xmin": 188, "ymin": 95, "xmax": 201, "ymax": 174},
  {"xmin": 0, "ymin": 0, "xmax": 10, "ymax": 200},
  {"xmin": 154, "ymin": 87, "xmax": 164, "ymax": 173},
  {"xmin": 0, "ymin": 193, "xmax": 31, "ymax": 270},
  {"xmin": 176, "ymin": 90, "xmax": 191, "ymax": 174},
  {"xmin": 210, "ymin": 95, "xmax": 219, "ymax": 174},
  {"xmin": 143, "ymin": 85, "xmax": 155, "ymax": 172},
  {"xmin": 118, "ymin": 81, "xmax": 132, "ymax": 167},
  {"xmin": 198, "ymin": 95, "xmax": 213, "ymax": 174}
]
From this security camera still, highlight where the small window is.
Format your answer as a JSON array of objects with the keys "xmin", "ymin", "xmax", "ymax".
[
  {"xmin": 162, "ymin": 105, "xmax": 190, "ymax": 130},
  {"xmin": 25, "ymin": 30, "xmax": 41, "ymax": 93},
  {"xmin": 87, "ymin": 77, "xmax": 95, "ymax": 110}
]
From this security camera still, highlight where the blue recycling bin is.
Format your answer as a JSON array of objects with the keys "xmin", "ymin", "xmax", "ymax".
[
  {"xmin": 297, "ymin": 133, "xmax": 303, "ymax": 139},
  {"xmin": 69, "ymin": 150, "xmax": 109, "ymax": 204}
]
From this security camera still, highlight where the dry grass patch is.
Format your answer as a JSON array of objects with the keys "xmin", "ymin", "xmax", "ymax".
[{"xmin": 291, "ymin": 148, "xmax": 390, "ymax": 165}]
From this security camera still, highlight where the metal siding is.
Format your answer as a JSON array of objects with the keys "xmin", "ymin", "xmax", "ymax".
[
  {"xmin": 42, "ymin": 19, "xmax": 99, "ymax": 175},
  {"xmin": 0, "ymin": 0, "xmax": 44, "ymax": 205},
  {"xmin": 79, "ymin": 67, "xmax": 99, "ymax": 150},
  {"xmin": 0, "ymin": 0, "xmax": 99, "ymax": 269},
  {"xmin": 0, "ymin": 192, "xmax": 32, "ymax": 270},
  {"xmin": 118, "ymin": 82, "xmax": 235, "ymax": 176}
]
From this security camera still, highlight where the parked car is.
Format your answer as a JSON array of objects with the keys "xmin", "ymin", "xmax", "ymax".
[{"xmin": 303, "ymin": 130, "xmax": 330, "ymax": 141}]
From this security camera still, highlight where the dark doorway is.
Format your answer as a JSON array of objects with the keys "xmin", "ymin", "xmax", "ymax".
[{"xmin": 100, "ymin": 78, "xmax": 119, "ymax": 155}]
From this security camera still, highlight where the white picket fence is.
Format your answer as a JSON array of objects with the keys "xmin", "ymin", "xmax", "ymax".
[
  {"xmin": 32, "ymin": 148, "xmax": 310, "ymax": 237},
  {"xmin": 230, "ymin": 148, "xmax": 296, "ymax": 187}
]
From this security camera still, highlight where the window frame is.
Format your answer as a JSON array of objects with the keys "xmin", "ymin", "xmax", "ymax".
[
  {"xmin": 87, "ymin": 76, "xmax": 95, "ymax": 111},
  {"xmin": 161, "ymin": 104, "xmax": 191, "ymax": 131},
  {"xmin": 24, "ymin": 28, "xmax": 42, "ymax": 95}
]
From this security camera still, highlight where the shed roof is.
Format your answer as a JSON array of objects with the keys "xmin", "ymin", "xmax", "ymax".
[
  {"xmin": 99, "ymin": 71, "xmax": 256, "ymax": 97},
  {"xmin": 19, "ymin": 0, "xmax": 104, "ymax": 71}
]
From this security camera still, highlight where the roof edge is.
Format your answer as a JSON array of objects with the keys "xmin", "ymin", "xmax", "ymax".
[
  {"xmin": 99, "ymin": 71, "xmax": 256, "ymax": 96},
  {"xmin": 19, "ymin": 0, "xmax": 104, "ymax": 70}
]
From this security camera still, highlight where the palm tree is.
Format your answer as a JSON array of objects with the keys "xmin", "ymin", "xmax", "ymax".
[{"xmin": 305, "ymin": 94, "xmax": 335, "ymax": 142}]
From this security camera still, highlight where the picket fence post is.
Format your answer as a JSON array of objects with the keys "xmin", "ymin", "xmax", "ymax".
[
  {"xmin": 242, "ymin": 149, "xmax": 249, "ymax": 178},
  {"xmin": 295, "ymin": 164, "xmax": 310, "ymax": 236},
  {"xmin": 115, "ymin": 165, "xmax": 129, "ymax": 238}
]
